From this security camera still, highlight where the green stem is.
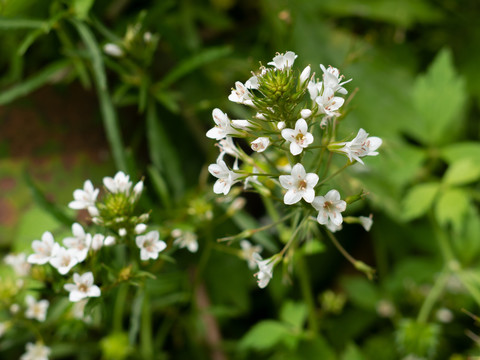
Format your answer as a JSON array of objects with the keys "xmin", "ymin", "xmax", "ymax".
[
  {"xmin": 113, "ymin": 283, "xmax": 128, "ymax": 332},
  {"xmin": 141, "ymin": 293, "xmax": 153, "ymax": 359},
  {"xmin": 296, "ymin": 254, "xmax": 319, "ymax": 333},
  {"xmin": 317, "ymin": 162, "xmax": 350, "ymax": 187},
  {"xmin": 417, "ymin": 270, "xmax": 448, "ymax": 323}
]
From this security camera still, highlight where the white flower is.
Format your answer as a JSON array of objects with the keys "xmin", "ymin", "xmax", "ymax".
[
  {"xmin": 254, "ymin": 254, "xmax": 275, "ymax": 288},
  {"xmin": 277, "ymin": 121, "xmax": 286, "ymax": 130},
  {"xmin": 68, "ymin": 180, "xmax": 99, "ymax": 213},
  {"xmin": 217, "ymin": 137, "xmax": 240, "ymax": 158},
  {"xmin": 240, "ymin": 240, "xmax": 263, "ymax": 270},
  {"xmin": 307, "ymin": 80, "xmax": 322, "ymax": 100},
  {"xmin": 10, "ymin": 304, "xmax": 20, "ymax": 314},
  {"xmin": 251, "ymin": 137, "xmax": 270, "ymax": 153},
  {"xmin": 103, "ymin": 43, "xmax": 123, "ymax": 57},
  {"xmin": 268, "ymin": 51, "xmax": 297, "ymax": 70},
  {"xmin": 63, "ymin": 223, "xmax": 91, "ymax": 262},
  {"xmin": 136, "ymin": 230, "xmax": 167, "ymax": 261},
  {"xmin": 103, "ymin": 171, "xmax": 133, "ymax": 194},
  {"xmin": 25, "ymin": 295, "xmax": 49, "ymax": 322},
  {"xmin": 49, "ymin": 247, "xmax": 79, "ymax": 275},
  {"xmin": 279, "ymin": 163, "xmax": 319, "ymax": 205},
  {"xmin": 20, "ymin": 342, "xmax": 51, "ymax": 360},
  {"xmin": 312, "ymin": 190, "xmax": 347, "ymax": 229},
  {"xmin": 359, "ymin": 214, "xmax": 373, "ymax": 231},
  {"xmin": 300, "ymin": 109, "xmax": 312, "ymax": 119},
  {"xmin": 300, "ymin": 65, "xmax": 312, "ymax": 83},
  {"xmin": 436, "ymin": 308, "xmax": 453, "ymax": 323},
  {"xmin": 118, "ymin": 228, "xmax": 127, "ymax": 237},
  {"xmin": 64, "ymin": 272, "xmax": 101, "ymax": 302},
  {"xmin": 281, "ymin": 119, "xmax": 314, "ymax": 156},
  {"xmin": 135, "ymin": 223, "xmax": 147, "ymax": 234},
  {"xmin": 27, "ymin": 232, "xmax": 59, "ymax": 265},
  {"xmin": 173, "ymin": 230, "xmax": 198, "ymax": 253},
  {"xmin": 4, "ymin": 253, "xmax": 31, "ymax": 276},
  {"xmin": 316, "ymin": 87, "xmax": 345, "ymax": 117},
  {"xmin": 320, "ymin": 64, "xmax": 352, "ymax": 95},
  {"xmin": 104, "ymin": 236, "xmax": 116, "ymax": 246},
  {"xmin": 206, "ymin": 108, "xmax": 240, "ymax": 140},
  {"xmin": 133, "ymin": 181, "xmax": 144, "ymax": 199},
  {"xmin": 228, "ymin": 81, "xmax": 254, "ymax": 106},
  {"xmin": 90, "ymin": 234, "xmax": 113, "ymax": 251},
  {"xmin": 245, "ymin": 74, "xmax": 260, "ymax": 90},
  {"xmin": 338, "ymin": 128, "xmax": 382, "ymax": 165},
  {"xmin": 208, "ymin": 157, "xmax": 240, "ymax": 195}
]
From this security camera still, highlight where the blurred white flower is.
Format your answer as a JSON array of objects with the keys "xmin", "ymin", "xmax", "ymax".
[
  {"xmin": 281, "ymin": 119, "xmax": 314, "ymax": 156},
  {"xmin": 63, "ymin": 223, "xmax": 91, "ymax": 262},
  {"xmin": 315, "ymin": 87, "xmax": 345, "ymax": 117},
  {"xmin": 64, "ymin": 272, "xmax": 101, "ymax": 302},
  {"xmin": 173, "ymin": 230, "xmax": 199, "ymax": 253},
  {"xmin": 4, "ymin": 253, "xmax": 30, "ymax": 276},
  {"xmin": 103, "ymin": 43, "xmax": 123, "ymax": 57},
  {"xmin": 338, "ymin": 128, "xmax": 382, "ymax": 165},
  {"xmin": 208, "ymin": 157, "xmax": 240, "ymax": 195},
  {"xmin": 279, "ymin": 163, "xmax": 319, "ymax": 205},
  {"xmin": 300, "ymin": 65, "xmax": 311, "ymax": 83},
  {"xmin": 49, "ymin": 247, "xmax": 79, "ymax": 275},
  {"xmin": 359, "ymin": 214, "xmax": 373, "ymax": 232},
  {"xmin": 25, "ymin": 295, "xmax": 49, "ymax": 322},
  {"xmin": 240, "ymin": 240, "xmax": 263, "ymax": 270},
  {"xmin": 312, "ymin": 190, "xmax": 347, "ymax": 229},
  {"xmin": 136, "ymin": 231, "xmax": 167, "ymax": 261},
  {"xmin": 254, "ymin": 254, "xmax": 275, "ymax": 288},
  {"xmin": 135, "ymin": 223, "xmax": 147, "ymax": 234},
  {"xmin": 20, "ymin": 342, "xmax": 51, "ymax": 360},
  {"xmin": 28, "ymin": 232, "xmax": 59, "ymax": 265}
]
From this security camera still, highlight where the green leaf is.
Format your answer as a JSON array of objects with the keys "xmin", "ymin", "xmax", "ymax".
[
  {"xmin": 280, "ymin": 301, "xmax": 307, "ymax": 331},
  {"xmin": 341, "ymin": 277, "xmax": 381, "ymax": 311},
  {"xmin": 443, "ymin": 158, "xmax": 480, "ymax": 186},
  {"xmin": 410, "ymin": 48, "xmax": 466, "ymax": 145},
  {"xmin": 440, "ymin": 142, "xmax": 480, "ymax": 164},
  {"xmin": 402, "ymin": 182, "xmax": 440, "ymax": 221},
  {"xmin": 0, "ymin": 59, "xmax": 70, "ymax": 105},
  {"xmin": 239, "ymin": 320, "xmax": 290, "ymax": 351},
  {"xmin": 0, "ymin": 16, "xmax": 45, "ymax": 29},
  {"xmin": 435, "ymin": 188, "xmax": 470, "ymax": 231},
  {"xmin": 73, "ymin": 0, "xmax": 94, "ymax": 20},
  {"xmin": 341, "ymin": 343, "xmax": 366, "ymax": 360}
]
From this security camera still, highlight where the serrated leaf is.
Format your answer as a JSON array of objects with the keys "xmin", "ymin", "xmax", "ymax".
[
  {"xmin": 435, "ymin": 188, "xmax": 470, "ymax": 231},
  {"xmin": 402, "ymin": 182, "xmax": 440, "ymax": 221},
  {"xmin": 443, "ymin": 158, "xmax": 480, "ymax": 186},
  {"xmin": 440, "ymin": 142, "xmax": 480, "ymax": 164},
  {"xmin": 280, "ymin": 301, "xmax": 307, "ymax": 331},
  {"xmin": 239, "ymin": 320, "xmax": 290, "ymax": 351},
  {"xmin": 410, "ymin": 48, "xmax": 466, "ymax": 145}
]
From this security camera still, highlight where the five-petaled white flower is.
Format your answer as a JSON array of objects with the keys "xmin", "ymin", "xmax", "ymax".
[
  {"xmin": 268, "ymin": 51, "xmax": 297, "ymax": 70},
  {"xmin": 312, "ymin": 189, "xmax": 347, "ymax": 229},
  {"xmin": 338, "ymin": 128, "xmax": 382, "ymax": 165},
  {"xmin": 103, "ymin": 171, "xmax": 132, "ymax": 194},
  {"xmin": 25, "ymin": 295, "xmax": 49, "ymax": 322},
  {"xmin": 172, "ymin": 229, "xmax": 199, "ymax": 253},
  {"xmin": 64, "ymin": 272, "xmax": 101, "ymax": 302},
  {"xmin": 254, "ymin": 254, "xmax": 275, "ymax": 288},
  {"xmin": 228, "ymin": 81, "xmax": 254, "ymax": 106},
  {"xmin": 240, "ymin": 240, "xmax": 263, "ymax": 270},
  {"xmin": 208, "ymin": 157, "xmax": 240, "ymax": 195},
  {"xmin": 251, "ymin": 137, "xmax": 270, "ymax": 153},
  {"xmin": 20, "ymin": 342, "xmax": 51, "ymax": 360},
  {"xmin": 281, "ymin": 119, "xmax": 314, "ymax": 155},
  {"xmin": 136, "ymin": 230, "xmax": 167, "ymax": 261},
  {"xmin": 63, "ymin": 223, "xmax": 91, "ymax": 263},
  {"xmin": 68, "ymin": 180, "xmax": 99, "ymax": 215},
  {"xmin": 206, "ymin": 108, "xmax": 240, "ymax": 140},
  {"xmin": 27, "ymin": 232, "xmax": 59, "ymax": 265},
  {"xmin": 320, "ymin": 64, "xmax": 352, "ymax": 95},
  {"xmin": 315, "ymin": 87, "xmax": 345, "ymax": 117},
  {"xmin": 49, "ymin": 247, "xmax": 79, "ymax": 275},
  {"xmin": 279, "ymin": 163, "xmax": 319, "ymax": 205}
]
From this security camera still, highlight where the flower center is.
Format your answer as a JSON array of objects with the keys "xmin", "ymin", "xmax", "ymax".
[
  {"xmin": 323, "ymin": 201, "xmax": 333, "ymax": 211},
  {"xmin": 298, "ymin": 180, "xmax": 307, "ymax": 191},
  {"xmin": 78, "ymin": 283, "xmax": 88, "ymax": 293},
  {"xmin": 295, "ymin": 133, "xmax": 305, "ymax": 144}
]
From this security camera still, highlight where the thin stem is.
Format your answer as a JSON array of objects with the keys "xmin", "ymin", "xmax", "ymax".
[
  {"xmin": 325, "ymin": 229, "xmax": 356, "ymax": 265},
  {"xmin": 296, "ymin": 254, "xmax": 319, "ymax": 333},
  {"xmin": 317, "ymin": 162, "xmax": 350, "ymax": 187},
  {"xmin": 417, "ymin": 270, "xmax": 449, "ymax": 323},
  {"xmin": 279, "ymin": 214, "xmax": 310, "ymax": 257}
]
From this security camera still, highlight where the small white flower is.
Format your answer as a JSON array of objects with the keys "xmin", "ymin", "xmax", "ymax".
[
  {"xmin": 4, "ymin": 253, "xmax": 31, "ymax": 276},
  {"xmin": 103, "ymin": 171, "xmax": 133, "ymax": 194},
  {"xmin": 277, "ymin": 121, "xmax": 286, "ymax": 130},
  {"xmin": 359, "ymin": 214, "xmax": 373, "ymax": 232},
  {"xmin": 268, "ymin": 51, "xmax": 297, "ymax": 70},
  {"xmin": 312, "ymin": 189, "xmax": 347, "ymax": 228},
  {"xmin": 27, "ymin": 232, "xmax": 59, "ymax": 265},
  {"xmin": 208, "ymin": 157, "xmax": 240, "ymax": 195},
  {"xmin": 300, "ymin": 65, "xmax": 312, "ymax": 83},
  {"xmin": 206, "ymin": 108, "xmax": 240, "ymax": 140},
  {"xmin": 90, "ymin": 234, "xmax": 107, "ymax": 251},
  {"xmin": 63, "ymin": 223, "xmax": 91, "ymax": 262},
  {"xmin": 436, "ymin": 307, "xmax": 453, "ymax": 323},
  {"xmin": 25, "ymin": 295, "xmax": 49, "ymax": 322},
  {"xmin": 217, "ymin": 136, "xmax": 240, "ymax": 158},
  {"xmin": 173, "ymin": 230, "xmax": 199, "ymax": 253},
  {"xmin": 281, "ymin": 119, "xmax": 314, "ymax": 156},
  {"xmin": 245, "ymin": 74, "xmax": 260, "ymax": 90},
  {"xmin": 376, "ymin": 299, "xmax": 396, "ymax": 318},
  {"xmin": 133, "ymin": 181, "xmax": 144, "ymax": 199},
  {"xmin": 136, "ymin": 230, "xmax": 167, "ymax": 261},
  {"xmin": 49, "ymin": 247, "xmax": 79, "ymax": 275},
  {"xmin": 254, "ymin": 254, "xmax": 275, "ymax": 289},
  {"xmin": 20, "ymin": 342, "xmax": 51, "ymax": 360},
  {"xmin": 279, "ymin": 163, "xmax": 319, "ymax": 205},
  {"xmin": 118, "ymin": 228, "xmax": 127, "ymax": 237},
  {"xmin": 10, "ymin": 304, "xmax": 20, "ymax": 314},
  {"xmin": 68, "ymin": 180, "xmax": 99, "ymax": 212},
  {"xmin": 64, "ymin": 272, "xmax": 101, "ymax": 302},
  {"xmin": 320, "ymin": 64, "xmax": 352, "ymax": 95},
  {"xmin": 251, "ymin": 137, "xmax": 270, "ymax": 153},
  {"xmin": 240, "ymin": 240, "xmax": 263, "ymax": 270},
  {"xmin": 316, "ymin": 87, "xmax": 345, "ymax": 117},
  {"xmin": 338, "ymin": 128, "xmax": 382, "ymax": 165},
  {"xmin": 104, "ymin": 236, "xmax": 116, "ymax": 246},
  {"xmin": 228, "ymin": 81, "xmax": 254, "ymax": 106},
  {"xmin": 300, "ymin": 109, "xmax": 312, "ymax": 119},
  {"xmin": 103, "ymin": 43, "xmax": 124, "ymax": 57}
]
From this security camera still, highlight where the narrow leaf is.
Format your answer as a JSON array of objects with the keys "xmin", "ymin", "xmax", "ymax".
[{"xmin": 0, "ymin": 17, "xmax": 46, "ymax": 29}]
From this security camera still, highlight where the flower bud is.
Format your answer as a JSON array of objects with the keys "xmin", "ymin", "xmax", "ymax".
[
  {"xmin": 135, "ymin": 223, "xmax": 147, "ymax": 234},
  {"xmin": 103, "ymin": 43, "xmax": 124, "ymax": 57},
  {"xmin": 118, "ymin": 228, "xmax": 127, "ymax": 237},
  {"xmin": 300, "ymin": 65, "xmax": 311, "ymax": 83},
  {"xmin": 251, "ymin": 137, "xmax": 270, "ymax": 153},
  {"xmin": 104, "ymin": 236, "xmax": 116, "ymax": 246},
  {"xmin": 133, "ymin": 181, "xmax": 144, "ymax": 198},
  {"xmin": 300, "ymin": 109, "xmax": 312, "ymax": 119},
  {"xmin": 277, "ymin": 121, "xmax": 286, "ymax": 130}
]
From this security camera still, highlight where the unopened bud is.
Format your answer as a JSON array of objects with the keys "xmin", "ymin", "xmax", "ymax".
[
  {"xmin": 133, "ymin": 181, "xmax": 144, "ymax": 198},
  {"xmin": 277, "ymin": 121, "xmax": 286, "ymax": 130},
  {"xmin": 300, "ymin": 109, "xmax": 312, "ymax": 119},
  {"xmin": 104, "ymin": 236, "xmax": 116, "ymax": 246},
  {"xmin": 135, "ymin": 223, "xmax": 147, "ymax": 234},
  {"xmin": 118, "ymin": 228, "xmax": 127, "ymax": 237},
  {"xmin": 300, "ymin": 65, "xmax": 311, "ymax": 83},
  {"xmin": 103, "ymin": 43, "xmax": 124, "ymax": 57},
  {"xmin": 251, "ymin": 137, "xmax": 270, "ymax": 153}
]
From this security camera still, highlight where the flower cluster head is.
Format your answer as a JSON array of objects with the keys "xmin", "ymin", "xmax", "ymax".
[{"xmin": 206, "ymin": 52, "xmax": 382, "ymax": 288}]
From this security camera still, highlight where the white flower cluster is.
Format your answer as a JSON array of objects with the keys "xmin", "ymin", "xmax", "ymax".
[{"xmin": 206, "ymin": 52, "xmax": 382, "ymax": 288}]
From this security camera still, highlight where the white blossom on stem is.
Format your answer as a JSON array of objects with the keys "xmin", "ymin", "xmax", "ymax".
[
  {"xmin": 27, "ymin": 232, "xmax": 59, "ymax": 265},
  {"xmin": 64, "ymin": 272, "xmax": 101, "ymax": 302},
  {"xmin": 103, "ymin": 171, "xmax": 132, "ymax": 194},
  {"xmin": 281, "ymin": 119, "xmax": 314, "ymax": 156},
  {"xmin": 359, "ymin": 214, "xmax": 373, "ymax": 232},
  {"xmin": 228, "ymin": 81, "xmax": 254, "ymax": 106},
  {"xmin": 63, "ymin": 223, "xmax": 91, "ymax": 262},
  {"xmin": 49, "ymin": 247, "xmax": 79, "ymax": 275},
  {"xmin": 320, "ymin": 64, "xmax": 352, "ymax": 95},
  {"xmin": 300, "ymin": 65, "xmax": 312, "ymax": 83},
  {"xmin": 254, "ymin": 254, "xmax": 275, "ymax": 288},
  {"xmin": 68, "ymin": 180, "xmax": 99, "ymax": 214},
  {"xmin": 172, "ymin": 230, "xmax": 199, "ymax": 253},
  {"xmin": 240, "ymin": 240, "xmax": 263, "ymax": 270},
  {"xmin": 316, "ymin": 87, "xmax": 345, "ymax": 117},
  {"xmin": 206, "ymin": 108, "xmax": 240, "ymax": 140},
  {"xmin": 251, "ymin": 137, "xmax": 270, "ymax": 153},
  {"xmin": 4, "ymin": 253, "xmax": 30, "ymax": 276},
  {"xmin": 338, "ymin": 128, "xmax": 382, "ymax": 165},
  {"xmin": 136, "ymin": 230, "xmax": 167, "ymax": 261},
  {"xmin": 208, "ymin": 157, "xmax": 240, "ymax": 195},
  {"xmin": 279, "ymin": 163, "xmax": 319, "ymax": 205},
  {"xmin": 312, "ymin": 189, "xmax": 347, "ymax": 229},
  {"xmin": 268, "ymin": 51, "xmax": 297, "ymax": 70},
  {"xmin": 20, "ymin": 342, "xmax": 51, "ymax": 360},
  {"xmin": 25, "ymin": 295, "xmax": 49, "ymax": 322}
]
